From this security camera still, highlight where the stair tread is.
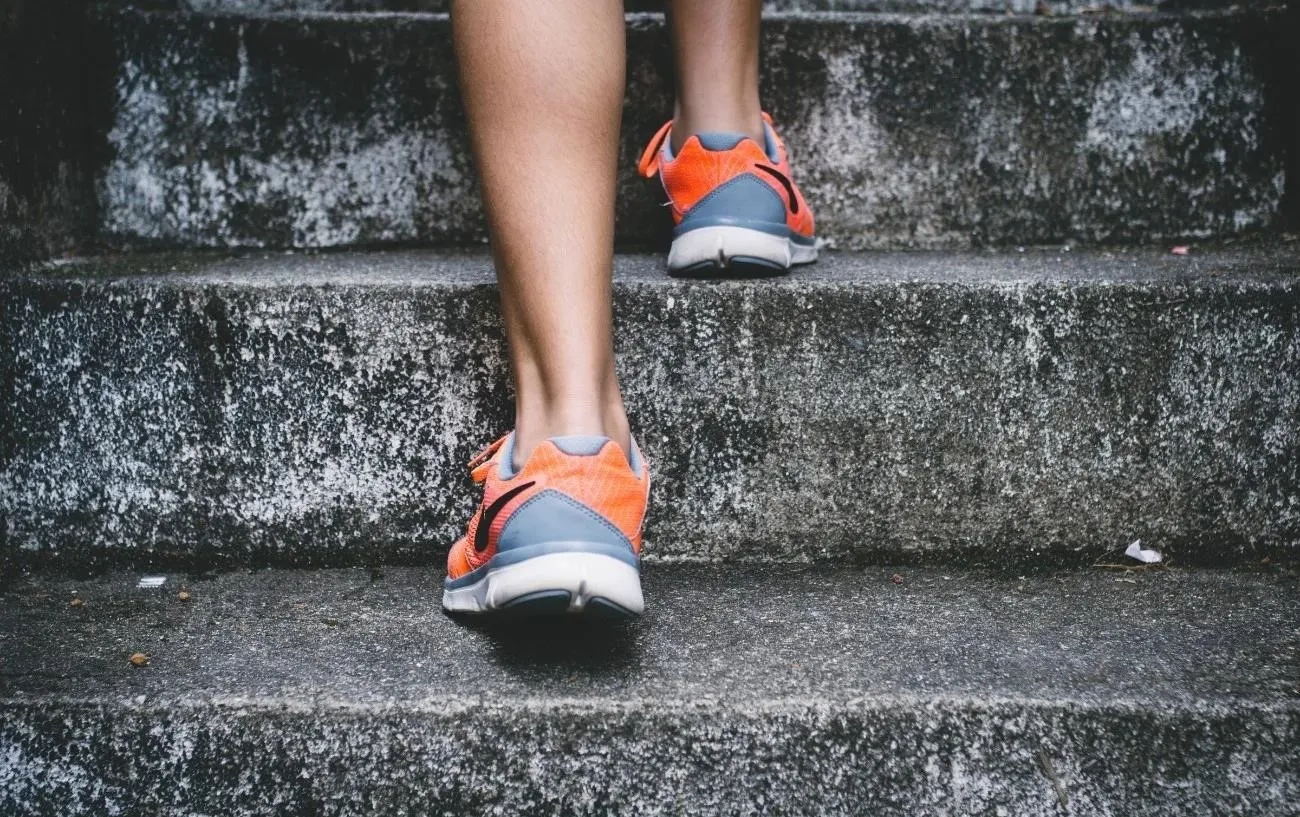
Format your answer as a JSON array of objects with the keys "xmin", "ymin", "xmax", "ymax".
[
  {"xmin": 26, "ymin": 243, "xmax": 1300, "ymax": 287},
  {"xmin": 4, "ymin": 564, "xmax": 1296, "ymax": 709}
]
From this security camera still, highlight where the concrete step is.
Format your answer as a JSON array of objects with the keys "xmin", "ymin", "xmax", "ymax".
[
  {"xmin": 93, "ymin": 8, "xmax": 1290, "ymax": 251},
  {"xmin": 104, "ymin": 0, "xmax": 1282, "ymax": 15},
  {"xmin": 3, "ymin": 246, "xmax": 1298, "ymax": 571},
  {"xmin": 2, "ymin": 564, "xmax": 1296, "ymax": 815}
]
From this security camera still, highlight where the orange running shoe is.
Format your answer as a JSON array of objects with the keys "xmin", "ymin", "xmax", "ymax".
[
  {"xmin": 442, "ymin": 433, "xmax": 650, "ymax": 617},
  {"xmin": 638, "ymin": 112, "xmax": 817, "ymax": 277}
]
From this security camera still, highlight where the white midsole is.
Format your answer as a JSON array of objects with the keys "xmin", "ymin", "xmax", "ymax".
[
  {"xmin": 668, "ymin": 225, "xmax": 819, "ymax": 271},
  {"xmin": 442, "ymin": 551, "xmax": 644, "ymax": 615}
]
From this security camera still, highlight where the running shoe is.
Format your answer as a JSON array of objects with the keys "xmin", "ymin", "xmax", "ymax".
[
  {"xmin": 637, "ymin": 112, "xmax": 817, "ymax": 277},
  {"xmin": 442, "ymin": 432, "xmax": 650, "ymax": 617}
]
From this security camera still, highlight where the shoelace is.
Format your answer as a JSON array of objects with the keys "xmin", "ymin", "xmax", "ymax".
[
  {"xmin": 467, "ymin": 434, "xmax": 509, "ymax": 484},
  {"xmin": 637, "ymin": 120, "xmax": 674, "ymax": 179}
]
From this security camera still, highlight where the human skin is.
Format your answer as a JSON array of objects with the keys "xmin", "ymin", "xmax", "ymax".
[{"xmin": 451, "ymin": 0, "xmax": 764, "ymax": 465}]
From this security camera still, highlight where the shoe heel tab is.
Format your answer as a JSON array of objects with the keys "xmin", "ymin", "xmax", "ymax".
[
  {"xmin": 550, "ymin": 435, "xmax": 613, "ymax": 457},
  {"xmin": 693, "ymin": 132, "xmax": 749, "ymax": 152},
  {"xmin": 548, "ymin": 435, "xmax": 645, "ymax": 476}
]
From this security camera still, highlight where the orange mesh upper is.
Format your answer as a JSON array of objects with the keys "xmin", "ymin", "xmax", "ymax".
[
  {"xmin": 638, "ymin": 113, "xmax": 815, "ymax": 238},
  {"xmin": 446, "ymin": 436, "xmax": 650, "ymax": 581}
]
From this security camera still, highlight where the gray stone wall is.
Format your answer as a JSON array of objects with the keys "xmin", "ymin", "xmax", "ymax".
[{"xmin": 93, "ymin": 10, "xmax": 1289, "ymax": 251}]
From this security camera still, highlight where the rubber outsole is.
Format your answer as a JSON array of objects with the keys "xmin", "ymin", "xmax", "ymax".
[
  {"xmin": 500, "ymin": 589, "xmax": 574, "ymax": 616},
  {"xmin": 672, "ymin": 255, "xmax": 789, "ymax": 280},
  {"xmin": 499, "ymin": 591, "xmax": 639, "ymax": 620},
  {"xmin": 442, "ymin": 550, "xmax": 644, "ymax": 618},
  {"xmin": 667, "ymin": 224, "xmax": 818, "ymax": 278}
]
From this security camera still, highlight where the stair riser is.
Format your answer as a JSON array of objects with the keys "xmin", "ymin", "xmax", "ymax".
[
  {"xmin": 110, "ymin": 1, "xmax": 1276, "ymax": 14},
  {"xmin": 4, "ymin": 259, "xmax": 1297, "ymax": 569},
  {"xmin": 97, "ymin": 11, "xmax": 1288, "ymax": 251},
  {"xmin": 3, "ymin": 702, "xmax": 1295, "ymax": 816}
]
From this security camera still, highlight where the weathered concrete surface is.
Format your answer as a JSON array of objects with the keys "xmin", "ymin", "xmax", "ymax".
[
  {"xmin": 95, "ymin": 10, "xmax": 1289, "ymax": 250},
  {"xmin": 106, "ymin": 1, "xmax": 1286, "ymax": 15},
  {"xmin": 2, "ymin": 247, "xmax": 1298, "ymax": 570},
  {"xmin": 0, "ymin": 1, "xmax": 106, "ymax": 267},
  {"xmin": 1, "ymin": 565, "xmax": 1297, "ymax": 816}
]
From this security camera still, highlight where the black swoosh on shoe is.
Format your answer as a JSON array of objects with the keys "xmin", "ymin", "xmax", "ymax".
[
  {"xmin": 752, "ymin": 164, "xmax": 799, "ymax": 215},
  {"xmin": 473, "ymin": 481, "xmax": 536, "ymax": 554}
]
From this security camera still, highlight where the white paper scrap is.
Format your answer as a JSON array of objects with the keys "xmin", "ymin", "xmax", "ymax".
[
  {"xmin": 137, "ymin": 575, "xmax": 167, "ymax": 589},
  {"xmin": 1124, "ymin": 540, "xmax": 1162, "ymax": 564}
]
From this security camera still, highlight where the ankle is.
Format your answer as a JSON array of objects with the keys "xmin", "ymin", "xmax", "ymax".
[
  {"xmin": 671, "ymin": 107, "xmax": 764, "ymax": 153},
  {"xmin": 513, "ymin": 400, "xmax": 632, "ymax": 470}
]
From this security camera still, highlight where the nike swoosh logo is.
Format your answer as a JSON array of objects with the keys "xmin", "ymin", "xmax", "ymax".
[
  {"xmin": 753, "ymin": 164, "xmax": 799, "ymax": 215},
  {"xmin": 473, "ymin": 481, "xmax": 536, "ymax": 554}
]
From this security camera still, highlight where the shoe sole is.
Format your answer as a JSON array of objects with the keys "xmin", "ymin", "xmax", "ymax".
[
  {"xmin": 668, "ymin": 225, "xmax": 818, "ymax": 278},
  {"xmin": 442, "ymin": 549, "xmax": 644, "ymax": 618}
]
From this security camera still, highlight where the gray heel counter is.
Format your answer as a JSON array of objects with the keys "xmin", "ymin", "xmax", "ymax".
[
  {"xmin": 679, "ymin": 174, "xmax": 786, "ymax": 232},
  {"xmin": 496, "ymin": 490, "xmax": 634, "ymax": 554}
]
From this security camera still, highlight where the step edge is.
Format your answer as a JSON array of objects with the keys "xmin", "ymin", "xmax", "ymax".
[
  {"xmin": 96, "ymin": 6, "xmax": 1286, "ymax": 24},
  {"xmin": 4, "ymin": 692, "xmax": 1296, "ymax": 715}
]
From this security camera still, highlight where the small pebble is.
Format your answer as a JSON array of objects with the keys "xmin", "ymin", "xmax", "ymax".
[
  {"xmin": 129, "ymin": 652, "xmax": 149, "ymax": 668},
  {"xmin": 69, "ymin": 597, "xmax": 84, "ymax": 608},
  {"xmin": 177, "ymin": 591, "xmax": 192, "ymax": 602},
  {"xmin": 891, "ymin": 573, "xmax": 904, "ymax": 585}
]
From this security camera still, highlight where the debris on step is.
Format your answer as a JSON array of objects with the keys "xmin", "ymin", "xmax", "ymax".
[{"xmin": 1125, "ymin": 540, "xmax": 1163, "ymax": 564}]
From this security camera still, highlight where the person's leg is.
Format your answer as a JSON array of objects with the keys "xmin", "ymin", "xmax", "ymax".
[
  {"xmin": 452, "ymin": 0, "xmax": 629, "ymax": 467},
  {"xmin": 666, "ymin": 0, "xmax": 765, "ymax": 151},
  {"xmin": 444, "ymin": 1, "xmax": 649, "ymax": 618}
]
